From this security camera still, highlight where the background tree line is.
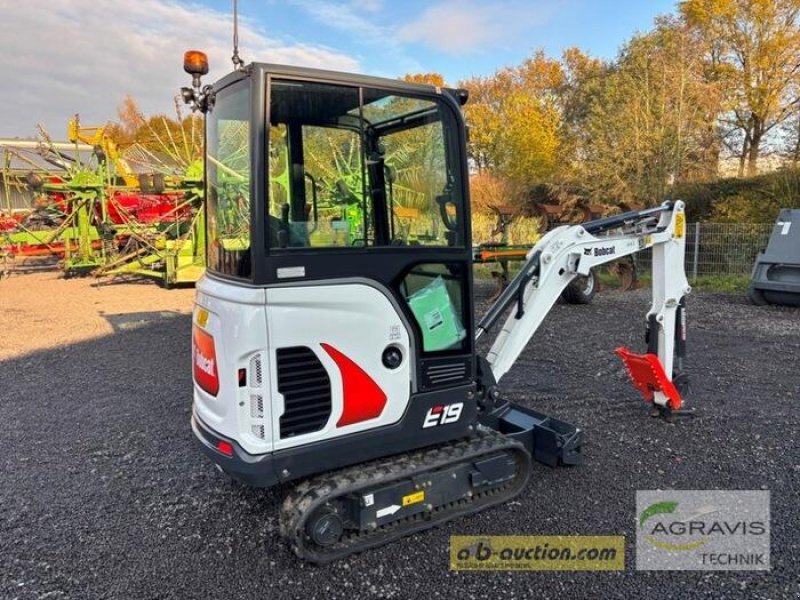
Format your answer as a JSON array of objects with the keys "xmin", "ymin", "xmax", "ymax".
[
  {"xmin": 110, "ymin": 0, "xmax": 799, "ymax": 224},
  {"xmin": 454, "ymin": 0, "xmax": 800, "ymax": 224},
  {"xmin": 107, "ymin": 95, "xmax": 203, "ymax": 175}
]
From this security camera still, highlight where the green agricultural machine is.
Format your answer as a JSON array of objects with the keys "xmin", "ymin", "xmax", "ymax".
[{"xmin": 0, "ymin": 117, "xmax": 205, "ymax": 286}]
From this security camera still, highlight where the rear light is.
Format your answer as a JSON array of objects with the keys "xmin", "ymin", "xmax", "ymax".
[{"xmin": 216, "ymin": 440, "xmax": 234, "ymax": 457}]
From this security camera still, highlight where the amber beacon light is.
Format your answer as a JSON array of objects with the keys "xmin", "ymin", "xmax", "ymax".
[
  {"xmin": 181, "ymin": 50, "xmax": 213, "ymax": 113},
  {"xmin": 184, "ymin": 50, "xmax": 210, "ymax": 76}
]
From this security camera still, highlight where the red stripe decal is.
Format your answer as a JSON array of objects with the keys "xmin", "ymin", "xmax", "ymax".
[{"xmin": 321, "ymin": 343, "xmax": 387, "ymax": 427}]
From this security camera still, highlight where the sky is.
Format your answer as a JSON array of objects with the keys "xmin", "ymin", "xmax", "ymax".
[{"xmin": 0, "ymin": 0, "xmax": 676, "ymax": 138}]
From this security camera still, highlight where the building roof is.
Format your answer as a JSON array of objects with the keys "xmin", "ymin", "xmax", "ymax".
[{"xmin": 0, "ymin": 140, "xmax": 94, "ymax": 175}]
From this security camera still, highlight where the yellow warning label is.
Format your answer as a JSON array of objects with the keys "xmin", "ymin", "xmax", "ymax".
[
  {"xmin": 674, "ymin": 213, "xmax": 685, "ymax": 238},
  {"xmin": 196, "ymin": 308, "xmax": 209, "ymax": 328},
  {"xmin": 402, "ymin": 490, "xmax": 425, "ymax": 506}
]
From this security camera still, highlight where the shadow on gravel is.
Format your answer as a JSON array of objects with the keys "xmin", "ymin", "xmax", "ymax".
[
  {"xmin": 100, "ymin": 310, "xmax": 185, "ymax": 333},
  {"xmin": 1, "ymin": 315, "xmax": 281, "ymax": 599},
  {"xmin": 89, "ymin": 276, "xmax": 172, "ymax": 288}
]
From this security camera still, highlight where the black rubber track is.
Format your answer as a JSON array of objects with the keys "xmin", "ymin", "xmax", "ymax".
[{"xmin": 280, "ymin": 428, "xmax": 531, "ymax": 564}]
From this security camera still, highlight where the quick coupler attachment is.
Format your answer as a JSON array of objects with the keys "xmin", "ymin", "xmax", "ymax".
[
  {"xmin": 650, "ymin": 403, "xmax": 696, "ymax": 422},
  {"xmin": 480, "ymin": 402, "xmax": 583, "ymax": 466}
]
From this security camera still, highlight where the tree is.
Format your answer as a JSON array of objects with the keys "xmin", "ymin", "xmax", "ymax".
[
  {"xmin": 402, "ymin": 73, "xmax": 446, "ymax": 87},
  {"xmin": 458, "ymin": 74, "xmax": 507, "ymax": 173},
  {"xmin": 581, "ymin": 17, "xmax": 722, "ymax": 203},
  {"xmin": 117, "ymin": 94, "xmax": 141, "ymax": 143},
  {"xmin": 468, "ymin": 171, "xmax": 523, "ymax": 214},
  {"xmin": 459, "ymin": 52, "xmax": 564, "ymax": 189},
  {"xmin": 681, "ymin": 0, "xmax": 800, "ymax": 175},
  {"xmin": 559, "ymin": 47, "xmax": 608, "ymax": 181},
  {"xmin": 132, "ymin": 111, "xmax": 202, "ymax": 167},
  {"xmin": 104, "ymin": 96, "xmax": 202, "ymax": 172},
  {"xmin": 786, "ymin": 111, "xmax": 800, "ymax": 165}
]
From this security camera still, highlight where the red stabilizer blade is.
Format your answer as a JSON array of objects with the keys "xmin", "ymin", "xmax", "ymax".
[{"xmin": 615, "ymin": 347, "xmax": 683, "ymax": 410}]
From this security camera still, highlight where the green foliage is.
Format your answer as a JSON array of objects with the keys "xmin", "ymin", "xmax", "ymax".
[
  {"xmin": 673, "ymin": 168, "xmax": 800, "ymax": 222},
  {"xmin": 580, "ymin": 17, "xmax": 721, "ymax": 203},
  {"xmin": 471, "ymin": 211, "xmax": 542, "ymax": 245},
  {"xmin": 690, "ymin": 274, "xmax": 751, "ymax": 292},
  {"xmin": 597, "ymin": 270, "xmax": 748, "ymax": 292},
  {"xmin": 596, "ymin": 270, "xmax": 653, "ymax": 289}
]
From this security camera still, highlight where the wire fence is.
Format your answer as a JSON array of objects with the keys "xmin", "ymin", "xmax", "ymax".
[
  {"xmin": 634, "ymin": 223, "xmax": 772, "ymax": 281},
  {"xmin": 474, "ymin": 220, "xmax": 773, "ymax": 282}
]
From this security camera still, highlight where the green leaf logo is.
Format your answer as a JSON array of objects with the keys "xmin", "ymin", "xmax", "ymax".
[
  {"xmin": 639, "ymin": 501, "xmax": 678, "ymax": 527},
  {"xmin": 639, "ymin": 500, "xmax": 709, "ymax": 552}
]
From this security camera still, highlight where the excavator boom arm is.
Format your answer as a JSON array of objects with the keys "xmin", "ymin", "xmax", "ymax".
[{"xmin": 478, "ymin": 201, "xmax": 691, "ymax": 408}]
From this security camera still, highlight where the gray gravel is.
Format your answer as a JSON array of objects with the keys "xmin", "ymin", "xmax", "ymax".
[{"xmin": 1, "ymin": 278, "xmax": 798, "ymax": 599}]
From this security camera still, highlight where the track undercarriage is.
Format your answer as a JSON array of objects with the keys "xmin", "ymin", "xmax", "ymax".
[{"xmin": 280, "ymin": 428, "xmax": 531, "ymax": 564}]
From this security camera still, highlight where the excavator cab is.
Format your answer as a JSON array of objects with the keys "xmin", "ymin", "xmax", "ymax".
[{"xmin": 208, "ymin": 70, "xmax": 473, "ymax": 333}]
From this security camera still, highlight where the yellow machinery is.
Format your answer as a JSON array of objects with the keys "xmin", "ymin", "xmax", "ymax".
[{"xmin": 67, "ymin": 115, "xmax": 138, "ymax": 187}]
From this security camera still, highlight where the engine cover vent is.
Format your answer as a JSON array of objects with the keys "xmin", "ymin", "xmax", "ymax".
[
  {"xmin": 277, "ymin": 346, "xmax": 332, "ymax": 438},
  {"xmin": 250, "ymin": 394, "xmax": 264, "ymax": 419},
  {"xmin": 420, "ymin": 357, "xmax": 470, "ymax": 390},
  {"xmin": 249, "ymin": 354, "xmax": 263, "ymax": 387}
]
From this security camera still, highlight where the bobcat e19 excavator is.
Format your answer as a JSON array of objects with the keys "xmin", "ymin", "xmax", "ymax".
[{"xmin": 182, "ymin": 50, "xmax": 692, "ymax": 564}]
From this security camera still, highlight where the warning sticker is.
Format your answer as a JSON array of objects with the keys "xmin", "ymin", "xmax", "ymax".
[
  {"xmin": 674, "ymin": 213, "xmax": 685, "ymax": 239},
  {"xmin": 402, "ymin": 490, "xmax": 425, "ymax": 507}
]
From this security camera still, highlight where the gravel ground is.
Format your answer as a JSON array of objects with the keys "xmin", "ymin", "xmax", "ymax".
[{"xmin": 1, "ymin": 274, "xmax": 798, "ymax": 599}]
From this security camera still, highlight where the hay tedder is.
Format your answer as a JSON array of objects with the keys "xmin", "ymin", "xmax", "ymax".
[{"xmin": 0, "ymin": 115, "xmax": 204, "ymax": 286}]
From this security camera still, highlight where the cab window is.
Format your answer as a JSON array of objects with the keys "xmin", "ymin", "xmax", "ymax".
[
  {"xmin": 206, "ymin": 80, "xmax": 251, "ymax": 278},
  {"xmin": 266, "ymin": 79, "xmax": 463, "ymax": 249}
]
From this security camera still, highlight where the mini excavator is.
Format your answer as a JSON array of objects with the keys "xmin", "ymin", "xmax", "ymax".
[{"xmin": 183, "ymin": 49, "xmax": 692, "ymax": 563}]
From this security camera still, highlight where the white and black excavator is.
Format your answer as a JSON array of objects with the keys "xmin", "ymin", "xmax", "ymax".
[{"xmin": 182, "ymin": 49, "xmax": 692, "ymax": 563}]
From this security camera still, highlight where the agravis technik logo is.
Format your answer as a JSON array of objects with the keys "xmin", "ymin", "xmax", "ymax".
[{"xmin": 636, "ymin": 491, "xmax": 770, "ymax": 571}]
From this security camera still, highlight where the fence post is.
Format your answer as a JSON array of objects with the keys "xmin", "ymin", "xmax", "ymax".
[{"xmin": 692, "ymin": 222, "xmax": 700, "ymax": 283}]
